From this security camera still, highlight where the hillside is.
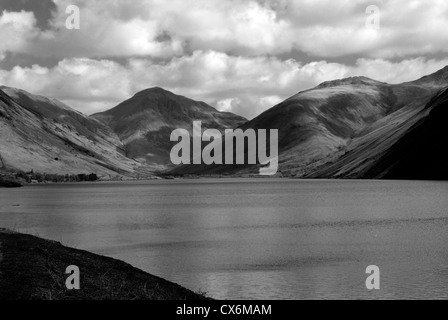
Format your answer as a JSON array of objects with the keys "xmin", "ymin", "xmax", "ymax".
[
  {"xmin": 310, "ymin": 87, "xmax": 448, "ymax": 179},
  {"xmin": 0, "ymin": 87, "xmax": 141, "ymax": 178},
  {"xmin": 169, "ymin": 67, "xmax": 448, "ymax": 179},
  {"xmin": 92, "ymin": 87, "xmax": 247, "ymax": 168}
]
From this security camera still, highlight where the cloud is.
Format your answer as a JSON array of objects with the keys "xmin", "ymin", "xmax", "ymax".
[
  {"xmin": 0, "ymin": 10, "xmax": 39, "ymax": 54},
  {"xmin": 217, "ymin": 98, "xmax": 241, "ymax": 113},
  {"xmin": 149, "ymin": 0, "xmax": 292, "ymax": 55},
  {"xmin": 1, "ymin": 52, "xmax": 447, "ymax": 119},
  {"xmin": 2, "ymin": 0, "xmax": 448, "ymax": 60},
  {"xmin": 0, "ymin": 58, "xmax": 130, "ymax": 113},
  {"xmin": 262, "ymin": 0, "xmax": 448, "ymax": 58}
]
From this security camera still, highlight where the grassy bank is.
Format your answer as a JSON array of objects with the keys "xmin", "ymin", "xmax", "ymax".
[{"xmin": 0, "ymin": 229, "xmax": 207, "ymax": 300}]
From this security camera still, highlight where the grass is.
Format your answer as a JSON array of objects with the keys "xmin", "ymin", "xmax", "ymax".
[{"xmin": 0, "ymin": 229, "xmax": 209, "ymax": 300}]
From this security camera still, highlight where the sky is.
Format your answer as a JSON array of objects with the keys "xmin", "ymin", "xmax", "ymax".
[{"xmin": 1, "ymin": 0, "xmax": 448, "ymax": 119}]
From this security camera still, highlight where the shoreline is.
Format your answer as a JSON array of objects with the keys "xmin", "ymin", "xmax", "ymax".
[
  {"xmin": 9, "ymin": 176, "xmax": 448, "ymax": 188},
  {"xmin": 0, "ymin": 229, "xmax": 208, "ymax": 300}
]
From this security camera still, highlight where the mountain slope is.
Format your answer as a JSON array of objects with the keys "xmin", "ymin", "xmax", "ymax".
[
  {"xmin": 371, "ymin": 88, "xmax": 448, "ymax": 180},
  {"xmin": 92, "ymin": 87, "xmax": 247, "ymax": 168},
  {"xmin": 411, "ymin": 65, "xmax": 448, "ymax": 87},
  {"xmin": 0, "ymin": 87, "xmax": 140, "ymax": 177},
  {"xmin": 310, "ymin": 87, "xmax": 448, "ymax": 180},
  {"xmin": 169, "ymin": 67, "xmax": 448, "ymax": 178}
]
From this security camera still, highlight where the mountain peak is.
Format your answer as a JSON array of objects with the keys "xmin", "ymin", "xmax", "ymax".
[
  {"xmin": 134, "ymin": 87, "xmax": 173, "ymax": 97},
  {"xmin": 92, "ymin": 87, "xmax": 247, "ymax": 166},
  {"xmin": 317, "ymin": 76, "xmax": 383, "ymax": 89}
]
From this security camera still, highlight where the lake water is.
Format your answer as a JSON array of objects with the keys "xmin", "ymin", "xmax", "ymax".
[{"xmin": 1, "ymin": 179, "xmax": 448, "ymax": 300}]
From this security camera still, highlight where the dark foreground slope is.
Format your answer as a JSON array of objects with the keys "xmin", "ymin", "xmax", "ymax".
[
  {"xmin": 93, "ymin": 87, "xmax": 247, "ymax": 168},
  {"xmin": 0, "ymin": 230, "xmax": 206, "ymax": 300}
]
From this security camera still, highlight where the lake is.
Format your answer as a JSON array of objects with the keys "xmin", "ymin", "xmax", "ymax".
[{"xmin": 1, "ymin": 179, "xmax": 448, "ymax": 299}]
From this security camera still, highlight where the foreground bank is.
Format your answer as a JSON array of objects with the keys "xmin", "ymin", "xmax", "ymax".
[{"xmin": 0, "ymin": 229, "xmax": 207, "ymax": 300}]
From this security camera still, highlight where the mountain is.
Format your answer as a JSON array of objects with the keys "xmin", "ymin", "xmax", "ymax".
[
  {"xmin": 310, "ymin": 87, "xmax": 448, "ymax": 180},
  {"xmin": 3, "ymin": 66, "xmax": 448, "ymax": 180},
  {"xmin": 92, "ymin": 87, "xmax": 247, "ymax": 168},
  {"xmin": 0, "ymin": 86, "xmax": 140, "ymax": 178},
  {"xmin": 169, "ymin": 66, "xmax": 448, "ymax": 179}
]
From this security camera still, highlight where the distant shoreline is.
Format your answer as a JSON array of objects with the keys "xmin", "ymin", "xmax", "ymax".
[
  {"xmin": 0, "ymin": 229, "xmax": 208, "ymax": 300},
  {"xmin": 3, "ymin": 175, "xmax": 448, "ymax": 188}
]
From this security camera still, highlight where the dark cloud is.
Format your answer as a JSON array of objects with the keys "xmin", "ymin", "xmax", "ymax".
[{"xmin": 0, "ymin": 52, "xmax": 60, "ymax": 70}]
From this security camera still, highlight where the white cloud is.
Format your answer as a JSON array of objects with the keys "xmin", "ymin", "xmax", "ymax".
[
  {"xmin": 1, "ymin": 52, "xmax": 447, "ymax": 119},
  {"xmin": 217, "ymin": 98, "xmax": 242, "ymax": 113},
  {"xmin": 259, "ymin": 95, "xmax": 283, "ymax": 109},
  {"xmin": 0, "ymin": 10, "xmax": 39, "ymax": 55},
  {"xmin": 0, "ymin": 58, "xmax": 130, "ymax": 114},
  {"xmin": 3, "ymin": 0, "xmax": 448, "ymax": 59},
  {"xmin": 265, "ymin": 0, "xmax": 448, "ymax": 58}
]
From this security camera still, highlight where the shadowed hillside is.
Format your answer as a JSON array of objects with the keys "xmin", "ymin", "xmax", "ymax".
[{"xmin": 330, "ymin": 88, "xmax": 448, "ymax": 180}]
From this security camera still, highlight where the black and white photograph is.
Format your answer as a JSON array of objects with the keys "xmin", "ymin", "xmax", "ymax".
[{"xmin": 1, "ymin": 0, "xmax": 448, "ymax": 306}]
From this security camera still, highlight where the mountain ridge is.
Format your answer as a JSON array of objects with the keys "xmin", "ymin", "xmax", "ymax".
[
  {"xmin": 169, "ymin": 66, "xmax": 448, "ymax": 179},
  {"xmin": 2, "ymin": 66, "xmax": 448, "ymax": 180}
]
